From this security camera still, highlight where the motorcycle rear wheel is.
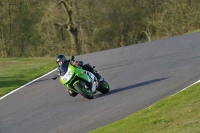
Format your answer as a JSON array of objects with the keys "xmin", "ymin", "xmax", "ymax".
[
  {"xmin": 98, "ymin": 81, "xmax": 110, "ymax": 94},
  {"xmin": 74, "ymin": 82, "xmax": 94, "ymax": 99}
]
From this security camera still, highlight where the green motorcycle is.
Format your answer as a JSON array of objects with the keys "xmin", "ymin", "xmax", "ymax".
[{"xmin": 53, "ymin": 56, "xmax": 110, "ymax": 99}]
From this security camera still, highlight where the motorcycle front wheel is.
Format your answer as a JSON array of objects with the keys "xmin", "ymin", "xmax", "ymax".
[{"xmin": 73, "ymin": 82, "xmax": 94, "ymax": 99}]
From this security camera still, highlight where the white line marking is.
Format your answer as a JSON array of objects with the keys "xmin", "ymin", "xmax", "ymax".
[
  {"xmin": 146, "ymin": 79, "xmax": 200, "ymax": 109},
  {"xmin": 172, "ymin": 79, "xmax": 200, "ymax": 96},
  {"xmin": 0, "ymin": 68, "xmax": 57, "ymax": 101}
]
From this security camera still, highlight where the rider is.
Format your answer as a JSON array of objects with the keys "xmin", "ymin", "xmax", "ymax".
[{"xmin": 54, "ymin": 54, "xmax": 103, "ymax": 82}]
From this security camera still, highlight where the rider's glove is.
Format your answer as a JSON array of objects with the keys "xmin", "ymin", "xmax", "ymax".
[{"xmin": 52, "ymin": 75, "xmax": 57, "ymax": 80}]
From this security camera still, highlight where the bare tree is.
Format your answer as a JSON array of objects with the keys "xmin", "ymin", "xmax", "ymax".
[{"xmin": 54, "ymin": 0, "xmax": 80, "ymax": 55}]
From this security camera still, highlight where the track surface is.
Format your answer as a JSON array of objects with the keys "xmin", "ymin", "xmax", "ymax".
[{"xmin": 1, "ymin": 33, "xmax": 200, "ymax": 133}]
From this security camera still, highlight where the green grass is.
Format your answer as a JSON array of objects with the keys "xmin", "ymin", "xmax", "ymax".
[
  {"xmin": 0, "ymin": 57, "xmax": 56, "ymax": 97},
  {"xmin": 90, "ymin": 83, "xmax": 200, "ymax": 133}
]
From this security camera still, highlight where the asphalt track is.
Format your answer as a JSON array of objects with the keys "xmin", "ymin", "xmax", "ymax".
[{"xmin": 1, "ymin": 32, "xmax": 200, "ymax": 133}]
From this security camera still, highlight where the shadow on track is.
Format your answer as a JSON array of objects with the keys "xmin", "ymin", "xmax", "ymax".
[{"xmin": 95, "ymin": 77, "xmax": 169, "ymax": 98}]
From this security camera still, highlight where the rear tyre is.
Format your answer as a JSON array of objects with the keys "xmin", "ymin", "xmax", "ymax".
[
  {"xmin": 98, "ymin": 81, "xmax": 110, "ymax": 94},
  {"xmin": 74, "ymin": 82, "xmax": 94, "ymax": 99}
]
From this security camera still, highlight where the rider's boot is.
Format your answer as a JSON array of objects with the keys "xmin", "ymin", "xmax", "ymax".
[
  {"xmin": 84, "ymin": 64, "xmax": 103, "ymax": 82},
  {"xmin": 93, "ymin": 71, "xmax": 103, "ymax": 82}
]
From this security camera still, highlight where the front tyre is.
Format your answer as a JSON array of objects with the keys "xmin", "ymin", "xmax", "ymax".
[
  {"xmin": 73, "ymin": 82, "xmax": 94, "ymax": 99},
  {"xmin": 98, "ymin": 81, "xmax": 110, "ymax": 94},
  {"xmin": 69, "ymin": 90, "xmax": 78, "ymax": 97}
]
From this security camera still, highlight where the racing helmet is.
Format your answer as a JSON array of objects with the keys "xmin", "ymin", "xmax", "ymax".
[{"xmin": 55, "ymin": 54, "xmax": 67, "ymax": 65}]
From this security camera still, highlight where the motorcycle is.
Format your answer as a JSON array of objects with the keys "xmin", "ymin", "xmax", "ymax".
[{"xmin": 53, "ymin": 56, "xmax": 110, "ymax": 99}]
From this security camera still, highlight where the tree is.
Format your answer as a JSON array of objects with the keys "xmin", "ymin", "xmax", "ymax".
[
  {"xmin": 11, "ymin": 1, "xmax": 41, "ymax": 57},
  {"xmin": 0, "ymin": 0, "xmax": 200, "ymax": 57},
  {"xmin": 0, "ymin": 0, "xmax": 17, "ymax": 57},
  {"xmin": 55, "ymin": 0, "xmax": 80, "ymax": 55}
]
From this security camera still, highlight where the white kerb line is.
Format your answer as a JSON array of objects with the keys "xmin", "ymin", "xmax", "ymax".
[{"xmin": 172, "ymin": 79, "xmax": 200, "ymax": 96}]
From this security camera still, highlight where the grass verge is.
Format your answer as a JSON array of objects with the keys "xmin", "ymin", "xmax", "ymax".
[
  {"xmin": 0, "ymin": 57, "xmax": 56, "ymax": 97},
  {"xmin": 90, "ymin": 83, "xmax": 200, "ymax": 133}
]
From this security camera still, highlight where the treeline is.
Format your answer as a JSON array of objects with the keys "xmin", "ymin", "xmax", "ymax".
[{"xmin": 0, "ymin": 0, "xmax": 200, "ymax": 57}]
